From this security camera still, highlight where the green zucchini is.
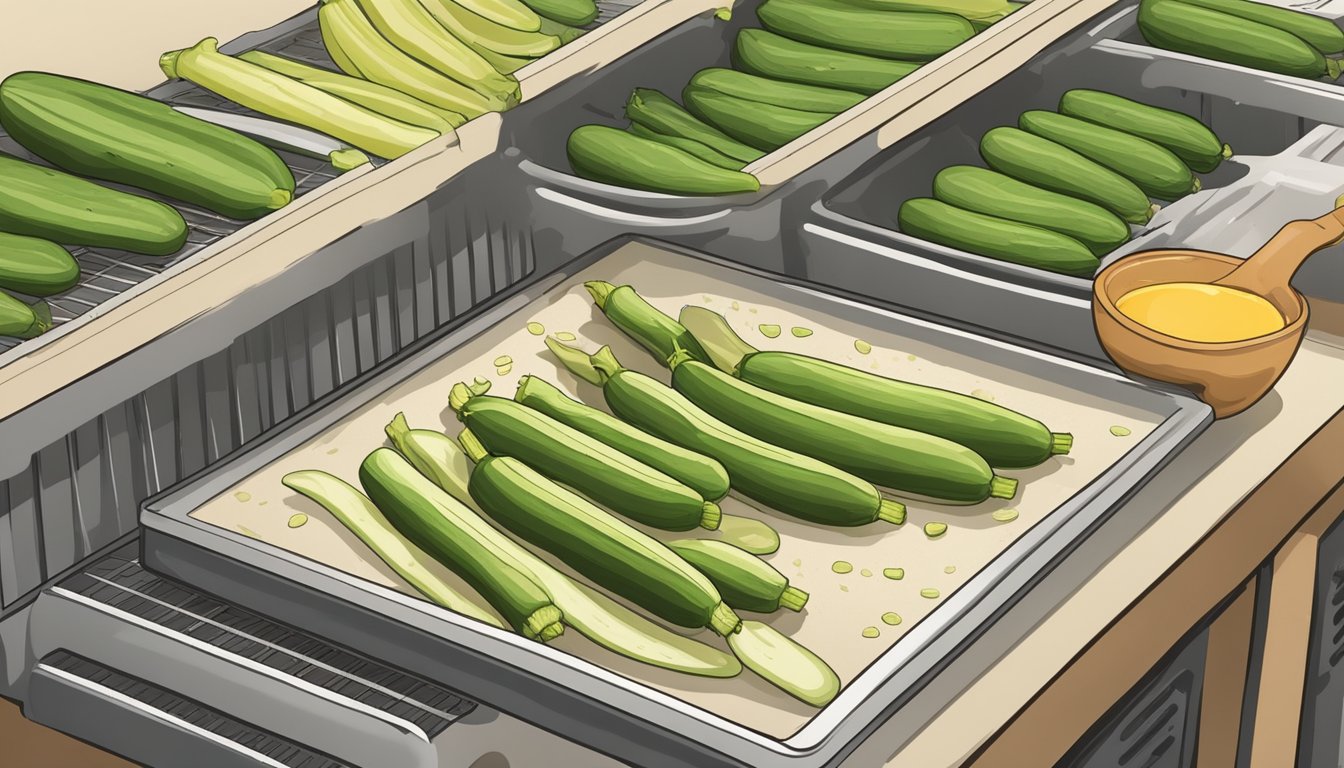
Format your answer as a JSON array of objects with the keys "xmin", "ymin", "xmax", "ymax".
[
  {"xmin": 757, "ymin": 0, "xmax": 975, "ymax": 61},
  {"xmin": 1174, "ymin": 0, "xmax": 1344, "ymax": 55},
  {"xmin": 586, "ymin": 280, "xmax": 710, "ymax": 366},
  {"xmin": 0, "ymin": 231, "xmax": 79, "ymax": 296},
  {"xmin": 715, "ymin": 514, "xmax": 781, "ymax": 555},
  {"xmin": 682, "ymin": 84, "xmax": 835, "ymax": 151},
  {"xmin": 547, "ymin": 339, "xmax": 905, "ymax": 527},
  {"xmin": 567, "ymin": 125, "xmax": 760, "ymax": 196},
  {"xmin": 1058, "ymin": 89, "xmax": 1231, "ymax": 173},
  {"xmin": 584, "ymin": 283, "xmax": 1016, "ymax": 500},
  {"xmin": 161, "ymin": 38, "xmax": 441, "ymax": 159},
  {"xmin": 239, "ymin": 51, "xmax": 466, "ymax": 132},
  {"xmin": 680, "ymin": 306, "xmax": 1073, "ymax": 469},
  {"xmin": 668, "ymin": 539, "xmax": 808, "ymax": 613},
  {"xmin": 459, "ymin": 429, "xmax": 741, "ymax": 636},
  {"xmin": 0, "ymin": 292, "xmax": 50, "ymax": 340},
  {"xmin": 687, "ymin": 68, "xmax": 866, "ymax": 114},
  {"xmin": 734, "ymin": 29, "xmax": 922, "ymax": 95},
  {"xmin": 832, "ymin": 0, "xmax": 1015, "ymax": 24},
  {"xmin": 358, "ymin": 447, "xmax": 563, "ymax": 640},
  {"xmin": 514, "ymin": 374, "xmax": 732, "ymax": 500},
  {"xmin": 627, "ymin": 123, "xmax": 745, "ymax": 170},
  {"xmin": 625, "ymin": 89, "xmax": 765, "ymax": 165},
  {"xmin": 0, "ymin": 153, "xmax": 187, "ymax": 256},
  {"xmin": 1137, "ymin": 0, "xmax": 1340, "ymax": 80},
  {"xmin": 669, "ymin": 351, "xmax": 1016, "ymax": 503},
  {"xmin": 384, "ymin": 413, "xmax": 741, "ymax": 677},
  {"xmin": 519, "ymin": 0, "xmax": 599, "ymax": 25},
  {"xmin": 0, "ymin": 72, "xmax": 294, "ymax": 221},
  {"xmin": 900, "ymin": 197, "xmax": 1100, "ymax": 277},
  {"xmin": 353, "ymin": 0, "xmax": 521, "ymax": 102},
  {"xmin": 980, "ymin": 126, "xmax": 1157, "ymax": 224},
  {"xmin": 282, "ymin": 470, "xmax": 505, "ymax": 628},
  {"xmin": 931, "ymin": 165, "xmax": 1130, "ymax": 257},
  {"xmin": 728, "ymin": 620, "xmax": 839, "ymax": 707},
  {"xmin": 450, "ymin": 381, "xmax": 721, "ymax": 530},
  {"xmin": 1018, "ymin": 110, "xmax": 1198, "ymax": 201}
]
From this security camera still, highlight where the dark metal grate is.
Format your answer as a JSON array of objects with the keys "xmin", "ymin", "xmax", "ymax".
[
  {"xmin": 57, "ymin": 542, "xmax": 473, "ymax": 740},
  {"xmin": 41, "ymin": 649, "xmax": 350, "ymax": 768},
  {"xmin": 0, "ymin": 12, "xmax": 346, "ymax": 356},
  {"xmin": 1298, "ymin": 515, "xmax": 1344, "ymax": 767},
  {"xmin": 1056, "ymin": 625, "xmax": 1207, "ymax": 768}
]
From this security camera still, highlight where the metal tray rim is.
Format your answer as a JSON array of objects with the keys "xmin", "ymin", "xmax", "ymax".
[{"xmin": 140, "ymin": 235, "xmax": 1213, "ymax": 767}]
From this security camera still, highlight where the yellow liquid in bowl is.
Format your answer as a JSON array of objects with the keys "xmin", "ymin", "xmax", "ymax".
[{"xmin": 1115, "ymin": 282, "xmax": 1285, "ymax": 343}]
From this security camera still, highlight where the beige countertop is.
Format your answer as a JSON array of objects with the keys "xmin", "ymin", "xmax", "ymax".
[{"xmin": 860, "ymin": 319, "xmax": 1344, "ymax": 767}]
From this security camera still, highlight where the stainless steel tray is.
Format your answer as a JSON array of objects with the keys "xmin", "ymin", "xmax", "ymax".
[
  {"xmin": 800, "ymin": 2, "xmax": 1344, "ymax": 359},
  {"xmin": 141, "ymin": 236, "xmax": 1211, "ymax": 768},
  {"xmin": 506, "ymin": 0, "xmax": 1095, "ymax": 276}
]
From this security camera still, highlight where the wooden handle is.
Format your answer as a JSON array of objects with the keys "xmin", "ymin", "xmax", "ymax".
[{"xmin": 1222, "ymin": 204, "xmax": 1344, "ymax": 296}]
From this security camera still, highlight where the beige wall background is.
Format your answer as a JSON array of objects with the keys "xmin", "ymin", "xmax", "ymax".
[{"xmin": 0, "ymin": 2, "xmax": 311, "ymax": 90}]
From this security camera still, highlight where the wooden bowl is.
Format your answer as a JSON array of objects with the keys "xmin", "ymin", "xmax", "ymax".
[{"xmin": 1092, "ymin": 250, "xmax": 1308, "ymax": 418}]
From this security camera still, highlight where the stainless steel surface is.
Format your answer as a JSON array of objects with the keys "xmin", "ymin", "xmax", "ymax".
[
  {"xmin": 798, "ymin": 3, "xmax": 1344, "ymax": 359},
  {"xmin": 22, "ymin": 540, "xmax": 475, "ymax": 767},
  {"xmin": 172, "ymin": 105, "xmax": 368, "ymax": 162},
  {"xmin": 28, "ymin": 651, "xmax": 352, "ymax": 768},
  {"xmin": 141, "ymin": 237, "xmax": 1211, "ymax": 768}
]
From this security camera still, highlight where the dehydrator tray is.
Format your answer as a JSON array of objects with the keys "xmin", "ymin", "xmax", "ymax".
[
  {"xmin": 801, "ymin": 2, "xmax": 1344, "ymax": 359},
  {"xmin": 141, "ymin": 237, "xmax": 1211, "ymax": 767}
]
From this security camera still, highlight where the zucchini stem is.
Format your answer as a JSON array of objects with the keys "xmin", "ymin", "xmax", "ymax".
[
  {"xmin": 678, "ymin": 306, "xmax": 759, "ymax": 374},
  {"xmin": 1221, "ymin": 143, "xmax": 1233, "ymax": 160},
  {"xmin": 459, "ymin": 427, "xmax": 489, "ymax": 464},
  {"xmin": 1051, "ymin": 432, "xmax": 1074, "ymax": 456},
  {"xmin": 779, "ymin": 585, "xmax": 809, "ymax": 612},
  {"xmin": 584, "ymin": 280, "xmax": 615, "ymax": 309},
  {"xmin": 330, "ymin": 148, "xmax": 370, "ymax": 171},
  {"xmin": 159, "ymin": 48, "xmax": 187, "ymax": 79},
  {"xmin": 700, "ymin": 502, "xmax": 723, "ymax": 531},
  {"xmin": 385, "ymin": 411, "xmax": 413, "ymax": 445},
  {"xmin": 19, "ymin": 300, "xmax": 52, "ymax": 339},
  {"xmin": 878, "ymin": 499, "xmax": 906, "ymax": 525},
  {"xmin": 666, "ymin": 346, "xmax": 696, "ymax": 370},
  {"xmin": 449, "ymin": 381, "xmax": 475, "ymax": 414},
  {"xmin": 590, "ymin": 345, "xmax": 625, "ymax": 380},
  {"xmin": 545, "ymin": 336, "xmax": 607, "ymax": 385},
  {"xmin": 989, "ymin": 476, "xmax": 1019, "ymax": 500},
  {"xmin": 526, "ymin": 606, "xmax": 566, "ymax": 641},
  {"xmin": 710, "ymin": 601, "xmax": 742, "ymax": 636}
]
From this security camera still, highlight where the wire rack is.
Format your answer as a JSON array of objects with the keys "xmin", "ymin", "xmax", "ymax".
[
  {"xmin": 0, "ymin": 15, "xmax": 346, "ymax": 354},
  {"xmin": 0, "ymin": 0, "xmax": 644, "ymax": 356}
]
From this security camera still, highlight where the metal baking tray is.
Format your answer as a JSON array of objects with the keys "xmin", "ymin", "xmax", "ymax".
[
  {"xmin": 141, "ymin": 236, "xmax": 1211, "ymax": 768},
  {"xmin": 507, "ymin": 0, "xmax": 1096, "ymax": 243},
  {"xmin": 799, "ymin": 2, "xmax": 1344, "ymax": 359}
]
